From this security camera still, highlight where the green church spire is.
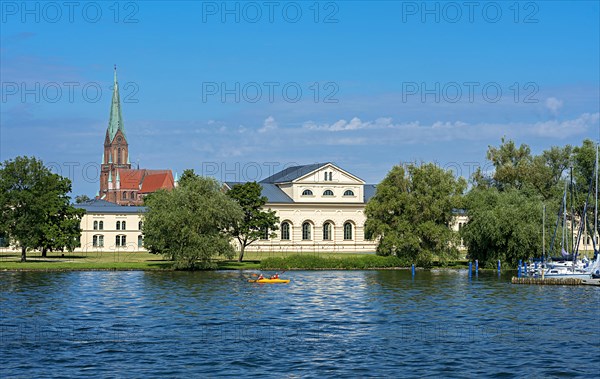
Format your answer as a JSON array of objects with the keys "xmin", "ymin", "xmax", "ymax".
[{"xmin": 107, "ymin": 65, "xmax": 126, "ymax": 142}]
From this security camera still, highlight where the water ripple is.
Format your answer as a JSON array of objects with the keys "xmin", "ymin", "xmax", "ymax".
[{"xmin": 0, "ymin": 270, "xmax": 598, "ymax": 377}]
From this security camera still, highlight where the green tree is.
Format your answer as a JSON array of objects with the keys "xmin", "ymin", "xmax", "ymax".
[
  {"xmin": 461, "ymin": 188, "xmax": 545, "ymax": 267},
  {"xmin": 365, "ymin": 163, "xmax": 466, "ymax": 266},
  {"xmin": 486, "ymin": 137, "xmax": 533, "ymax": 190},
  {"xmin": 37, "ymin": 205, "xmax": 84, "ymax": 257},
  {"xmin": 142, "ymin": 172, "xmax": 243, "ymax": 269},
  {"xmin": 227, "ymin": 182, "xmax": 280, "ymax": 262},
  {"xmin": 0, "ymin": 156, "xmax": 83, "ymax": 261},
  {"xmin": 75, "ymin": 194, "xmax": 91, "ymax": 204}
]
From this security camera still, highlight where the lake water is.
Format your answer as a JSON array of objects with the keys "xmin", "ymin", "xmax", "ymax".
[{"xmin": 1, "ymin": 270, "xmax": 598, "ymax": 378}]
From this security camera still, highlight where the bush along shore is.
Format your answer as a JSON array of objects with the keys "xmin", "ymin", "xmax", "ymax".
[
  {"xmin": 0, "ymin": 251, "xmax": 472, "ymax": 271},
  {"xmin": 260, "ymin": 254, "xmax": 415, "ymax": 270}
]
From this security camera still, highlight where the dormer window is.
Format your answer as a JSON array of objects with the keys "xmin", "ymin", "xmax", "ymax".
[
  {"xmin": 323, "ymin": 190, "xmax": 334, "ymax": 196},
  {"xmin": 343, "ymin": 190, "xmax": 355, "ymax": 196},
  {"xmin": 302, "ymin": 189, "xmax": 313, "ymax": 196}
]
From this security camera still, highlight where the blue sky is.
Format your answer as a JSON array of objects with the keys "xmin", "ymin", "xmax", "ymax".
[{"xmin": 1, "ymin": 1, "xmax": 599, "ymax": 197}]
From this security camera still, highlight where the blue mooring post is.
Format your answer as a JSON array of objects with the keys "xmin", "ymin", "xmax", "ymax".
[
  {"xmin": 411, "ymin": 264, "xmax": 415, "ymax": 277},
  {"xmin": 475, "ymin": 259, "xmax": 479, "ymax": 275},
  {"xmin": 497, "ymin": 260, "xmax": 501, "ymax": 274},
  {"xmin": 468, "ymin": 261, "xmax": 472, "ymax": 279},
  {"xmin": 518, "ymin": 260, "xmax": 522, "ymax": 278},
  {"xmin": 524, "ymin": 262, "xmax": 528, "ymax": 277}
]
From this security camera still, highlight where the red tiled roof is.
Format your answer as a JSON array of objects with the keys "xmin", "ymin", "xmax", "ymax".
[
  {"xmin": 140, "ymin": 171, "xmax": 174, "ymax": 193},
  {"xmin": 118, "ymin": 169, "xmax": 145, "ymax": 189}
]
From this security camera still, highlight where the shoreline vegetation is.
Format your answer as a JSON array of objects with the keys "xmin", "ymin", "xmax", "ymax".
[
  {"xmin": 0, "ymin": 250, "xmax": 480, "ymax": 271},
  {"xmin": 1, "ymin": 250, "xmax": 596, "ymax": 272}
]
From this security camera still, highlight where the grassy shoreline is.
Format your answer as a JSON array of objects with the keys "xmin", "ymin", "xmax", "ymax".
[{"xmin": 0, "ymin": 250, "xmax": 470, "ymax": 272}]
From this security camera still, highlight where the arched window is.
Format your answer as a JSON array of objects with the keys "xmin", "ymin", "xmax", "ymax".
[
  {"xmin": 344, "ymin": 222, "xmax": 353, "ymax": 240},
  {"xmin": 116, "ymin": 221, "xmax": 121, "ymax": 230},
  {"xmin": 328, "ymin": 172, "xmax": 332, "ymax": 181},
  {"xmin": 116, "ymin": 235, "xmax": 126, "ymax": 247},
  {"xmin": 302, "ymin": 222, "xmax": 312, "ymax": 240},
  {"xmin": 123, "ymin": 192, "xmax": 127, "ymax": 199},
  {"xmin": 323, "ymin": 222, "xmax": 332, "ymax": 240},
  {"xmin": 99, "ymin": 221, "xmax": 104, "ymax": 230},
  {"xmin": 302, "ymin": 189, "xmax": 313, "ymax": 196},
  {"xmin": 260, "ymin": 227, "xmax": 269, "ymax": 240},
  {"xmin": 281, "ymin": 222, "xmax": 290, "ymax": 240},
  {"xmin": 122, "ymin": 221, "xmax": 126, "ymax": 230},
  {"xmin": 324, "ymin": 172, "xmax": 328, "ymax": 181},
  {"xmin": 131, "ymin": 191, "xmax": 135, "ymax": 199},
  {"xmin": 93, "ymin": 235, "xmax": 104, "ymax": 247},
  {"xmin": 93, "ymin": 221, "xmax": 98, "ymax": 230},
  {"xmin": 323, "ymin": 190, "xmax": 334, "ymax": 196},
  {"xmin": 138, "ymin": 221, "xmax": 143, "ymax": 230},
  {"xmin": 117, "ymin": 148, "xmax": 121, "ymax": 164},
  {"xmin": 138, "ymin": 235, "xmax": 143, "ymax": 248},
  {"xmin": 343, "ymin": 190, "xmax": 354, "ymax": 196}
]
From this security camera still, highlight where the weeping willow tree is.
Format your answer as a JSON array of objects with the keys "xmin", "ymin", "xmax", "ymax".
[{"xmin": 142, "ymin": 171, "xmax": 243, "ymax": 270}]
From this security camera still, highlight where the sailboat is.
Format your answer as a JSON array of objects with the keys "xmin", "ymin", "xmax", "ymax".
[{"xmin": 536, "ymin": 143, "xmax": 599, "ymax": 279}]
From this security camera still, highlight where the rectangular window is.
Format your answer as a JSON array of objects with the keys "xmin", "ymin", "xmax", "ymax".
[{"xmin": 99, "ymin": 235, "xmax": 104, "ymax": 247}]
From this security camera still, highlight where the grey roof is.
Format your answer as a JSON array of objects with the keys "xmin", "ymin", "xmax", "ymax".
[
  {"xmin": 260, "ymin": 163, "xmax": 329, "ymax": 183},
  {"xmin": 74, "ymin": 199, "xmax": 146, "ymax": 214},
  {"xmin": 364, "ymin": 184, "xmax": 377, "ymax": 202},
  {"xmin": 225, "ymin": 182, "xmax": 293, "ymax": 203}
]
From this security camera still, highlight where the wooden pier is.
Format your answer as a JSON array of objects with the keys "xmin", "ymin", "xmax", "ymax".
[{"xmin": 511, "ymin": 277, "xmax": 583, "ymax": 286}]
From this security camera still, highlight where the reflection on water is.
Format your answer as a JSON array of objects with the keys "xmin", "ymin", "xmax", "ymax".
[{"xmin": 1, "ymin": 270, "xmax": 598, "ymax": 377}]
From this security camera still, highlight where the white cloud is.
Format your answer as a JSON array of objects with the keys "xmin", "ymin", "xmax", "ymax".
[
  {"xmin": 258, "ymin": 116, "xmax": 278, "ymax": 133},
  {"xmin": 302, "ymin": 117, "xmax": 395, "ymax": 131},
  {"xmin": 532, "ymin": 112, "xmax": 599, "ymax": 138},
  {"xmin": 545, "ymin": 97, "xmax": 564, "ymax": 116},
  {"xmin": 297, "ymin": 112, "xmax": 598, "ymax": 144}
]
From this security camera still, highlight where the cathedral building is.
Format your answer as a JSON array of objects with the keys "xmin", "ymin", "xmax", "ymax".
[{"xmin": 99, "ymin": 67, "xmax": 175, "ymax": 205}]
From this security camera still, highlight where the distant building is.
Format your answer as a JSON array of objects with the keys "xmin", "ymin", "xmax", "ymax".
[
  {"xmin": 225, "ymin": 162, "xmax": 379, "ymax": 253},
  {"xmin": 99, "ymin": 66, "xmax": 175, "ymax": 205},
  {"xmin": 74, "ymin": 199, "xmax": 145, "ymax": 252}
]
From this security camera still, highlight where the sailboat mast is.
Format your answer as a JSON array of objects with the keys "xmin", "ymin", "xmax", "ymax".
[
  {"xmin": 595, "ymin": 142, "xmax": 598, "ymax": 248},
  {"xmin": 570, "ymin": 166, "xmax": 574, "ymax": 255},
  {"xmin": 563, "ymin": 180, "xmax": 567, "ymax": 251},
  {"xmin": 543, "ymin": 204, "xmax": 546, "ymax": 259}
]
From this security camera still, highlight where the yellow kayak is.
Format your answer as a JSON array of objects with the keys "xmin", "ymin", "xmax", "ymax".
[{"xmin": 248, "ymin": 278, "xmax": 290, "ymax": 284}]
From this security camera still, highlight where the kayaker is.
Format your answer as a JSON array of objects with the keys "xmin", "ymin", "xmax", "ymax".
[
  {"xmin": 270, "ymin": 273, "xmax": 279, "ymax": 279},
  {"xmin": 257, "ymin": 274, "xmax": 264, "ymax": 280}
]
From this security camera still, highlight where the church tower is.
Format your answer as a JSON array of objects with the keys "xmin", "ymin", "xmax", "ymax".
[{"xmin": 100, "ymin": 66, "xmax": 131, "ymax": 202}]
